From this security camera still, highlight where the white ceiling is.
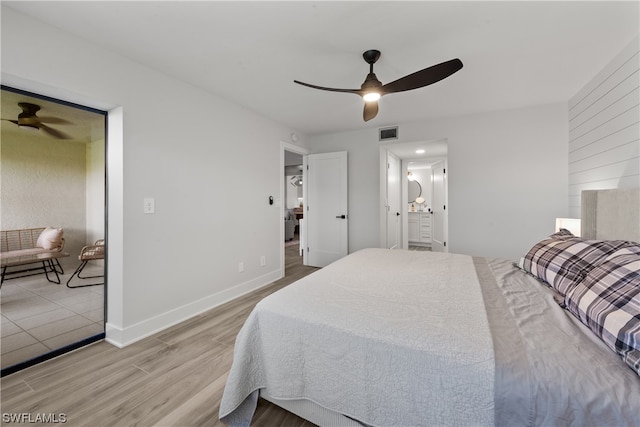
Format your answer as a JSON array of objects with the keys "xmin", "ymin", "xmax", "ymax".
[{"xmin": 4, "ymin": 1, "xmax": 639, "ymax": 136}]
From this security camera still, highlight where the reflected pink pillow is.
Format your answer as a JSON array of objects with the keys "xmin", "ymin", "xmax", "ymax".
[{"xmin": 37, "ymin": 227, "xmax": 64, "ymax": 250}]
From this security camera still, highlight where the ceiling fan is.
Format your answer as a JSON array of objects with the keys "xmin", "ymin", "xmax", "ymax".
[
  {"xmin": 1, "ymin": 102, "xmax": 72, "ymax": 139},
  {"xmin": 294, "ymin": 50, "xmax": 463, "ymax": 122}
]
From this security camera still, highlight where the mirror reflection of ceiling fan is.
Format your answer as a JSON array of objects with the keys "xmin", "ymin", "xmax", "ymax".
[
  {"xmin": 1, "ymin": 102, "xmax": 73, "ymax": 139},
  {"xmin": 289, "ymin": 175, "xmax": 303, "ymax": 187},
  {"xmin": 294, "ymin": 50, "xmax": 463, "ymax": 122}
]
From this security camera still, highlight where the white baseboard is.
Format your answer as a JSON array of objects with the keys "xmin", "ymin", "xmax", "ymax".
[{"xmin": 105, "ymin": 268, "xmax": 283, "ymax": 348}]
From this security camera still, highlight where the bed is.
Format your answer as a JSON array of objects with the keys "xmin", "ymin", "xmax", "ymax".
[{"xmin": 219, "ymin": 188, "xmax": 640, "ymax": 426}]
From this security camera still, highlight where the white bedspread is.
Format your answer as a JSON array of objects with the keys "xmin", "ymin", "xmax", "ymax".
[{"xmin": 220, "ymin": 248, "xmax": 495, "ymax": 426}]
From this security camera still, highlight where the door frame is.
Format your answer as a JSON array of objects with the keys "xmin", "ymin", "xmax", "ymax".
[
  {"xmin": 379, "ymin": 141, "xmax": 449, "ymax": 251},
  {"xmin": 280, "ymin": 141, "xmax": 309, "ymax": 276},
  {"xmin": 382, "ymin": 150, "xmax": 402, "ymax": 249},
  {"xmin": 430, "ymin": 158, "xmax": 448, "ymax": 252},
  {"xmin": 378, "ymin": 146, "xmax": 394, "ymax": 248},
  {"xmin": 1, "ymin": 75, "xmax": 125, "ymax": 348},
  {"xmin": 403, "ymin": 156, "xmax": 448, "ymax": 251},
  {"xmin": 0, "ymin": 84, "xmax": 109, "ymax": 375}
]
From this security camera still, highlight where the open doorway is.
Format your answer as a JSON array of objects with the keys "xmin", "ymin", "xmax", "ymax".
[
  {"xmin": 0, "ymin": 86, "xmax": 106, "ymax": 375},
  {"xmin": 406, "ymin": 158, "xmax": 447, "ymax": 251},
  {"xmin": 281, "ymin": 142, "xmax": 308, "ymax": 277},
  {"xmin": 380, "ymin": 139, "xmax": 448, "ymax": 252}
]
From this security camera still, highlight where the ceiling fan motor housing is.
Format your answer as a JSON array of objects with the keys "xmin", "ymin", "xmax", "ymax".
[
  {"xmin": 361, "ymin": 73, "xmax": 382, "ymax": 91},
  {"xmin": 361, "ymin": 50, "xmax": 383, "ymax": 95},
  {"xmin": 17, "ymin": 103, "xmax": 41, "ymax": 129}
]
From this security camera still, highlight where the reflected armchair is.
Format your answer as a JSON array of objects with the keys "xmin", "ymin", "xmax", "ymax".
[{"xmin": 66, "ymin": 239, "xmax": 104, "ymax": 288}]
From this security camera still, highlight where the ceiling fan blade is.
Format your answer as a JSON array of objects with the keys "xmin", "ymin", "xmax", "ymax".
[
  {"xmin": 1, "ymin": 119, "xmax": 19, "ymax": 125},
  {"xmin": 40, "ymin": 123, "xmax": 71, "ymax": 140},
  {"xmin": 382, "ymin": 58, "xmax": 463, "ymax": 94},
  {"xmin": 363, "ymin": 101, "xmax": 379, "ymax": 122},
  {"xmin": 39, "ymin": 116, "xmax": 73, "ymax": 125},
  {"xmin": 294, "ymin": 80, "xmax": 362, "ymax": 95}
]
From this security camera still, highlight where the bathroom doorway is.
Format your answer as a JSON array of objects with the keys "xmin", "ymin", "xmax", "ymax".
[{"xmin": 380, "ymin": 139, "xmax": 448, "ymax": 252}]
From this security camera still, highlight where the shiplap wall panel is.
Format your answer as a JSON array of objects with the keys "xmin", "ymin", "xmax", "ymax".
[
  {"xmin": 570, "ymin": 63, "xmax": 638, "ymax": 128},
  {"xmin": 570, "ymin": 156, "xmax": 639, "ymax": 183},
  {"xmin": 570, "ymin": 91, "xmax": 638, "ymax": 149},
  {"xmin": 570, "ymin": 122, "xmax": 638, "ymax": 162},
  {"xmin": 571, "ymin": 141, "xmax": 639, "ymax": 173},
  {"xmin": 570, "ymin": 105, "xmax": 639, "ymax": 154},
  {"xmin": 568, "ymin": 36, "xmax": 640, "ymax": 218}
]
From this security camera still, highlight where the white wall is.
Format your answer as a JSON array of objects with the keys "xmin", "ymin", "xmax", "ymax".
[
  {"xmin": 1, "ymin": 7, "xmax": 308, "ymax": 346},
  {"xmin": 568, "ymin": 35, "xmax": 640, "ymax": 217},
  {"xmin": 308, "ymin": 103, "xmax": 569, "ymax": 260}
]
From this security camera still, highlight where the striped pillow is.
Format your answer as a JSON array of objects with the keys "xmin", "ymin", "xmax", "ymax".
[
  {"xmin": 522, "ymin": 232, "xmax": 631, "ymax": 296},
  {"xmin": 565, "ymin": 253, "xmax": 640, "ymax": 376}
]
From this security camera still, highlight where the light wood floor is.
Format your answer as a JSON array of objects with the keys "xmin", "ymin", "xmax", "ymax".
[{"xmin": 1, "ymin": 245, "xmax": 319, "ymax": 426}]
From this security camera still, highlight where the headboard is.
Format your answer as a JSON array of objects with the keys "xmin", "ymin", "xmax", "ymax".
[{"xmin": 581, "ymin": 188, "xmax": 640, "ymax": 242}]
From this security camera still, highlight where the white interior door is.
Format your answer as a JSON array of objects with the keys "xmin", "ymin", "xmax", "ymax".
[
  {"xmin": 305, "ymin": 151, "xmax": 348, "ymax": 267},
  {"xmin": 431, "ymin": 160, "xmax": 448, "ymax": 252},
  {"xmin": 386, "ymin": 152, "xmax": 401, "ymax": 249}
]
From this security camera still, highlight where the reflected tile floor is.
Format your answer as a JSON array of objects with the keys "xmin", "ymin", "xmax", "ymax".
[{"xmin": 0, "ymin": 263, "xmax": 104, "ymax": 370}]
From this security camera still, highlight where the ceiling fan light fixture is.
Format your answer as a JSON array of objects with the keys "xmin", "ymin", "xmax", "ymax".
[
  {"xmin": 293, "ymin": 49, "xmax": 463, "ymax": 122},
  {"xmin": 18, "ymin": 123, "xmax": 39, "ymax": 131},
  {"xmin": 363, "ymin": 92, "xmax": 381, "ymax": 102}
]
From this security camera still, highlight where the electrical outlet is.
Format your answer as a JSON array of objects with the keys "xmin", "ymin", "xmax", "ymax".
[
  {"xmin": 238, "ymin": 262, "xmax": 244, "ymax": 273},
  {"xmin": 260, "ymin": 255, "xmax": 266, "ymax": 266}
]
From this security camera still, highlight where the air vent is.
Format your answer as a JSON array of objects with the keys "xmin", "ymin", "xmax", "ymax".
[{"xmin": 379, "ymin": 126, "xmax": 398, "ymax": 141}]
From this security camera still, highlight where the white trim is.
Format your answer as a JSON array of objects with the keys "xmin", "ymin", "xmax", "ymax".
[
  {"xmin": 280, "ymin": 141, "xmax": 309, "ymax": 273},
  {"xmin": 379, "ymin": 140, "xmax": 449, "ymax": 251},
  {"xmin": 379, "ymin": 146, "xmax": 388, "ymax": 248},
  {"xmin": 106, "ymin": 268, "xmax": 282, "ymax": 347},
  {"xmin": 0, "ymin": 74, "xmax": 124, "ymax": 347},
  {"xmin": 106, "ymin": 107, "xmax": 124, "ymax": 342}
]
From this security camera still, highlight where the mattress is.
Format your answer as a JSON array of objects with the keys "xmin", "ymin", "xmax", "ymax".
[{"xmin": 220, "ymin": 248, "xmax": 640, "ymax": 426}]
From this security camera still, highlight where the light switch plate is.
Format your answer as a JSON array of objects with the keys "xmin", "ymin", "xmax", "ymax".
[{"xmin": 144, "ymin": 198, "xmax": 155, "ymax": 214}]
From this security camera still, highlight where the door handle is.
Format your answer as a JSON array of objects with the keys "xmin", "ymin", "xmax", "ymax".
[
  {"xmin": 396, "ymin": 212, "xmax": 401, "ymax": 216},
  {"xmin": 335, "ymin": 215, "xmax": 347, "ymax": 219}
]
